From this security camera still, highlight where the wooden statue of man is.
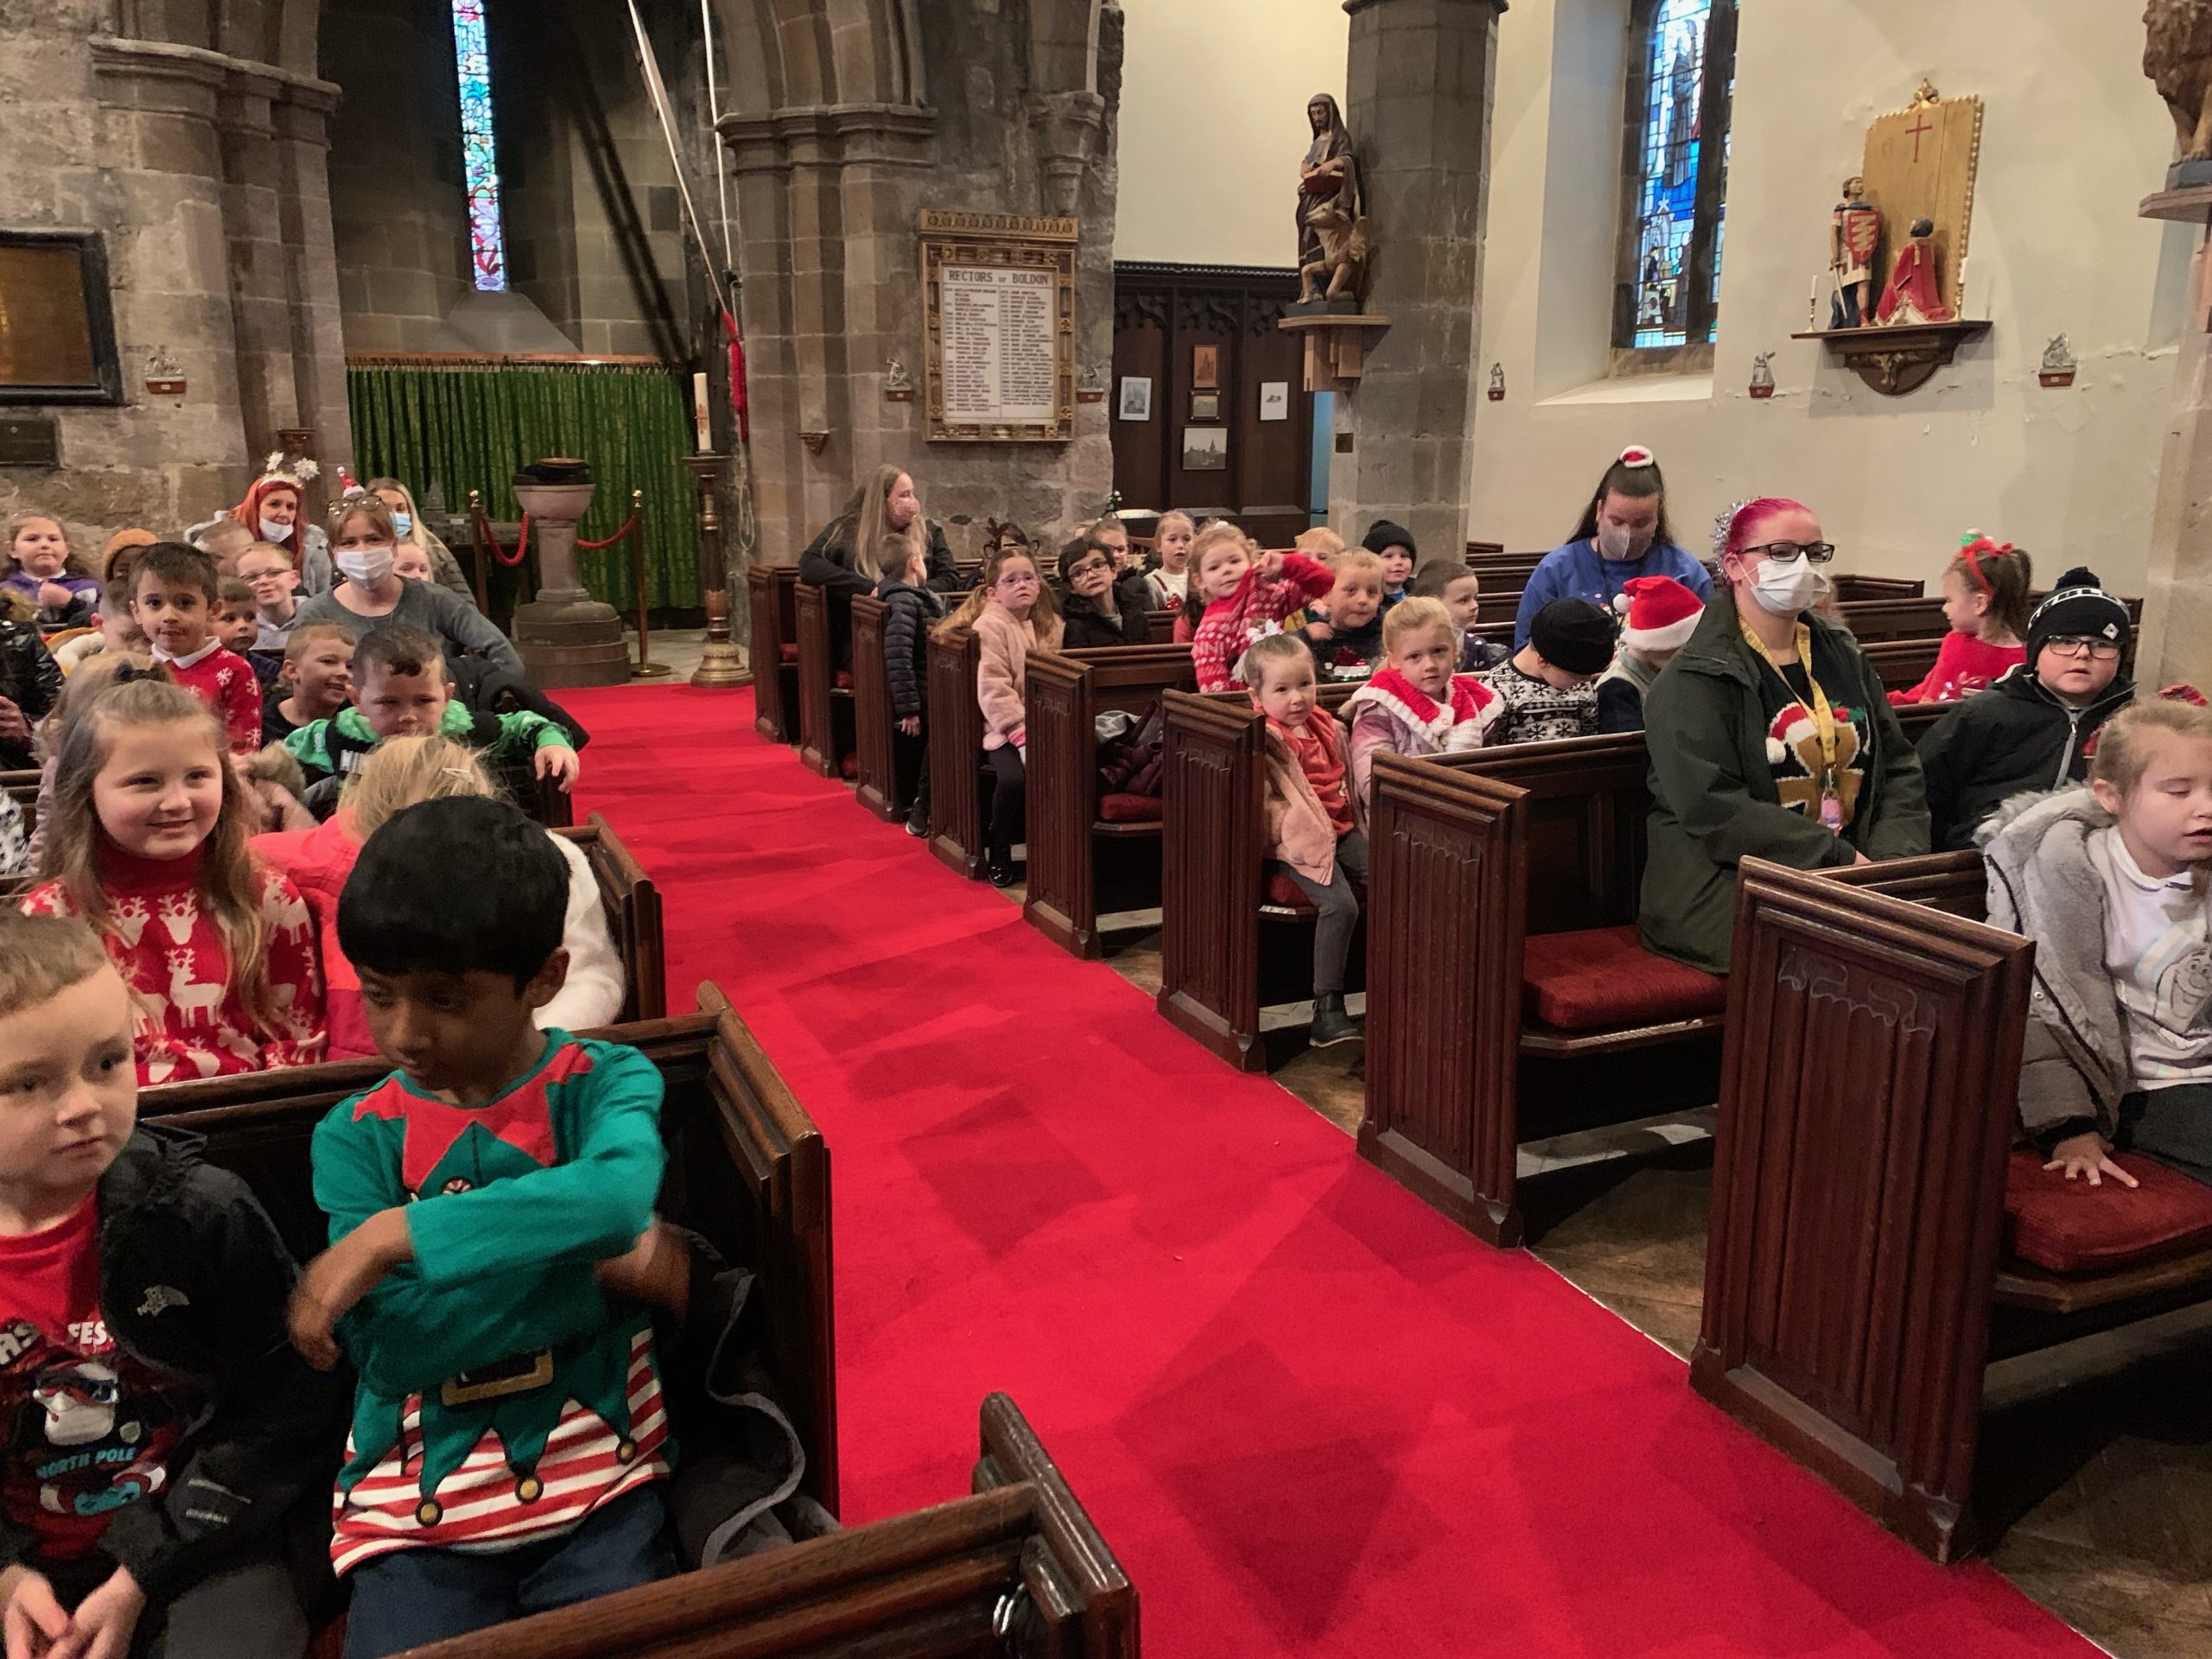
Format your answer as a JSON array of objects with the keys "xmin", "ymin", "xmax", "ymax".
[{"xmin": 1829, "ymin": 175, "xmax": 1882, "ymax": 328}]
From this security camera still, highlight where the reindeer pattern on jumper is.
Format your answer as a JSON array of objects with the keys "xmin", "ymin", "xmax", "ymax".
[{"xmin": 23, "ymin": 868, "xmax": 327, "ymax": 1084}]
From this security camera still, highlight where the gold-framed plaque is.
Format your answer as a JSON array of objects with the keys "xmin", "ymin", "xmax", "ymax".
[{"xmin": 919, "ymin": 211, "xmax": 1077, "ymax": 443}]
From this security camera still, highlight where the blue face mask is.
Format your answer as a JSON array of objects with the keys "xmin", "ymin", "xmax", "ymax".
[{"xmin": 392, "ymin": 512, "xmax": 413, "ymax": 538}]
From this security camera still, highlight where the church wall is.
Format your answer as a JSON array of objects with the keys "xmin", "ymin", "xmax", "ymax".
[
  {"xmin": 1113, "ymin": 0, "xmax": 1348, "ymax": 268},
  {"xmin": 1464, "ymin": 0, "xmax": 2187, "ymax": 589}
]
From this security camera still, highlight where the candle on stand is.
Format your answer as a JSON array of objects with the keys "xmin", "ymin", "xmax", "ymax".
[
  {"xmin": 1956, "ymin": 257, "xmax": 1970, "ymax": 319},
  {"xmin": 692, "ymin": 372, "xmax": 711, "ymax": 452},
  {"xmin": 1808, "ymin": 272, "xmax": 1821, "ymax": 331}
]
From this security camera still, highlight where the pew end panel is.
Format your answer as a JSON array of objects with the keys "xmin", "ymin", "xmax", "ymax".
[
  {"xmin": 927, "ymin": 628, "xmax": 988, "ymax": 880},
  {"xmin": 555, "ymin": 815, "xmax": 668, "ymax": 1022},
  {"xmin": 795, "ymin": 581, "xmax": 855, "ymax": 780},
  {"xmin": 850, "ymin": 594, "xmax": 901, "ymax": 821},
  {"xmin": 403, "ymin": 1393, "xmax": 1134, "ymax": 1659},
  {"xmin": 747, "ymin": 565, "xmax": 800, "ymax": 744},
  {"xmin": 1833, "ymin": 574, "xmax": 1925, "ymax": 601},
  {"xmin": 1024, "ymin": 645, "xmax": 1193, "ymax": 960},
  {"xmin": 1691, "ymin": 861, "xmax": 2033, "ymax": 1562},
  {"xmin": 1157, "ymin": 690, "xmax": 1267, "ymax": 1071},
  {"xmin": 1363, "ymin": 753, "xmax": 1526, "ymax": 1243}
]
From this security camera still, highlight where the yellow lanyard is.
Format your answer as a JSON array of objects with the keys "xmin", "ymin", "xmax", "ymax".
[{"xmin": 1738, "ymin": 617, "xmax": 1847, "ymax": 830}]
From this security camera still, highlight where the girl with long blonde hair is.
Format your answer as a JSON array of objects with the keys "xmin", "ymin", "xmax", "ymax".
[
  {"xmin": 931, "ymin": 546, "xmax": 1062, "ymax": 885},
  {"xmin": 22, "ymin": 677, "xmax": 326, "ymax": 1083},
  {"xmin": 799, "ymin": 466, "xmax": 957, "ymax": 671}
]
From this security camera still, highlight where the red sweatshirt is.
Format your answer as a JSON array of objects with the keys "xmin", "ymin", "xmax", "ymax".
[
  {"xmin": 1887, "ymin": 632, "xmax": 2024, "ymax": 706},
  {"xmin": 22, "ymin": 846, "xmax": 327, "ymax": 1085},
  {"xmin": 1192, "ymin": 554, "xmax": 1337, "ymax": 691},
  {"xmin": 158, "ymin": 639, "xmax": 263, "ymax": 753}
]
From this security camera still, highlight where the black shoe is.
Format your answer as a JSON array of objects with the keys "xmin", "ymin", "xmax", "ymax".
[
  {"xmin": 986, "ymin": 855, "xmax": 1023, "ymax": 887},
  {"xmin": 905, "ymin": 807, "xmax": 930, "ymax": 837},
  {"xmin": 1308, "ymin": 992, "xmax": 1363, "ymax": 1048}
]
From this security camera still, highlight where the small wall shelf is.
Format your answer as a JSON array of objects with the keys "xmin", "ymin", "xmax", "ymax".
[
  {"xmin": 1792, "ymin": 319, "xmax": 1992, "ymax": 397},
  {"xmin": 1279, "ymin": 313, "xmax": 1393, "ymax": 394}
]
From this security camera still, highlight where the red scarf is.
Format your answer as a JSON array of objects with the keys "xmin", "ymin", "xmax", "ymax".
[{"xmin": 1272, "ymin": 715, "xmax": 1353, "ymax": 835}]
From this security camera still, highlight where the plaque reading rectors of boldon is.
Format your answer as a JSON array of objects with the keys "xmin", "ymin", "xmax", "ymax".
[{"xmin": 919, "ymin": 211, "xmax": 1078, "ymax": 443}]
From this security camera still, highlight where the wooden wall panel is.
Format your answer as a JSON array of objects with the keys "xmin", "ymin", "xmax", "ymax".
[{"xmin": 1112, "ymin": 263, "xmax": 1313, "ymax": 547}]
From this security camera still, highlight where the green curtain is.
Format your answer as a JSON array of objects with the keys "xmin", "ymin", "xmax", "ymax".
[{"xmin": 346, "ymin": 363, "xmax": 699, "ymax": 610}]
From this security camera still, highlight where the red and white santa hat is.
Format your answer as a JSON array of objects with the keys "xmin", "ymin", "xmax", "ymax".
[{"xmin": 1616, "ymin": 575, "xmax": 1702, "ymax": 651}]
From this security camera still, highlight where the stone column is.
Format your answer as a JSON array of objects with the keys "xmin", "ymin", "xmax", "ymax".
[
  {"xmin": 2140, "ymin": 190, "xmax": 2212, "ymax": 694},
  {"xmin": 1329, "ymin": 0, "xmax": 1507, "ymax": 558}
]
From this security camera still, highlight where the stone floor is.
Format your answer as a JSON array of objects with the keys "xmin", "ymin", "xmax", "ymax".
[{"xmin": 736, "ymin": 760, "xmax": 2212, "ymax": 1659}]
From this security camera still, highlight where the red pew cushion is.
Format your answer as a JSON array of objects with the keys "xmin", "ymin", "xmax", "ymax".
[
  {"xmin": 779, "ymin": 643, "xmax": 798, "ymax": 664},
  {"xmin": 1265, "ymin": 869, "xmax": 1313, "ymax": 910},
  {"xmin": 1521, "ymin": 925, "xmax": 1726, "ymax": 1033},
  {"xmin": 834, "ymin": 670, "xmax": 853, "ymax": 690},
  {"xmin": 1098, "ymin": 792, "xmax": 1162, "ymax": 824},
  {"xmin": 2004, "ymin": 1148, "xmax": 2212, "ymax": 1273}
]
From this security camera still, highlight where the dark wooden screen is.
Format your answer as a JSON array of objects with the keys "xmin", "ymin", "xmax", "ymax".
[{"xmin": 1112, "ymin": 262, "xmax": 1313, "ymax": 547}]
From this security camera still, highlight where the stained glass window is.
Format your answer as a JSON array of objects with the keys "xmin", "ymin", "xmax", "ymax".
[
  {"xmin": 452, "ymin": 0, "xmax": 506, "ymax": 292},
  {"xmin": 1617, "ymin": 0, "xmax": 1737, "ymax": 354}
]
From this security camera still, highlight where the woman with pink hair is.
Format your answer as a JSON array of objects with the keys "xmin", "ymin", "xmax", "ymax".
[{"xmin": 1638, "ymin": 496, "xmax": 1928, "ymax": 973}]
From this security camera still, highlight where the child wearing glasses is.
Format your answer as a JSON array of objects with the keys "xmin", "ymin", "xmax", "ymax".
[
  {"xmin": 1058, "ymin": 533, "xmax": 1154, "ymax": 649},
  {"xmin": 935, "ymin": 548, "xmax": 1063, "ymax": 886},
  {"xmin": 1919, "ymin": 567, "xmax": 2136, "ymax": 851}
]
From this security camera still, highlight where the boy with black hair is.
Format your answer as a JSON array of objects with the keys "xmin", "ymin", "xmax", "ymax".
[
  {"xmin": 0, "ymin": 910, "xmax": 349, "ymax": 1659},
  {"xmin": 1918, "ymin": 567, "xmax": 2139, "ymax": 851},
  {"xmin": 296, "ymin": 796, "xmax": 681, "ymax": 1655},
  {"xmin": 282, "ymin": 625, "xmax": 579, "ymax": 791},
  {"xmin": 1058, "ymin": 532, "xmax": 1154, "ymax": 650},
  {"xmin": 1361, "ymin": 520, "xmax": 1417, "ymax": 610},
  {"xmin": 130, "ymin": 543, "xmax": 260, "ymax": 754}
]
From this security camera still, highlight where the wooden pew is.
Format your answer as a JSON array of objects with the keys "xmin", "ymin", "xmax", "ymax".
[
  {"xmin": 850, "ymin": 594, "xmax": 902, "ymax": 822},
  {"xmin": 747, "ymin": 564, "xmax": 800, "ymax": 744},
  {"xmin": 1358, "ymin": 707, "xmax": 1952, "ymax": 1245},
  {"xmin": 1694, "ymin": 858, "xmax": 2101, "ymax": 1561},
  {"xmin": 1156, "ymin": 683, "xmax": 1365, "ymax": 1071},
  {"xmin": 1833, "ymin": 572, "xmax": 1925, "ymax": 601},
  {"xmin": 144, "ymin": 984, "xmax": 839, "ymax": 1515},
  {"xmin": 1859, "ymin": 634, "xmax": 1942, "ymax": 693},
  {"xmin": 556, "ymin": 814, "xmax": 667, "ymax": 1023},
  {"xmin": 794, "ymin": 582, "xmax": 855, "ymax": 779},
  {"xmin": 925, "ymin": 627, "xmax": 989, "ymax": 880},
  {"xmin": 1024, "ymin": 644, "xmax": 1192, "ymax": 957},
  {"xmin": 409, "ymin": 1392, "xmax": 1135, "ymax": 1659}
]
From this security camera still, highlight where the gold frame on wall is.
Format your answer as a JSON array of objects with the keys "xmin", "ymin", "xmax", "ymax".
[{"xmin": 919, "ymin": 211, "xmax": 1077, "ymax": 443}]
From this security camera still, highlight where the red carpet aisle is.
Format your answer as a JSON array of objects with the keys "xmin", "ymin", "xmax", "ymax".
[{"xmin": 558, "ymin": 683, "xmax": 2092, "ymax": 1659}]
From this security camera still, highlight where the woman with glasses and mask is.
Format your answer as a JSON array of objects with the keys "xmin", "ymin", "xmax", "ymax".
[
  {"xmin": 1639, "ymin": 497, "xmax": 1929, "ymax": 973},
  {"xmin": 1513, "ymin": 445, "xmax": 1712, "ymax": 650},
  {"xmin": 1917, "ymin": 568, "xmax": 2139, "ymax": 852}
]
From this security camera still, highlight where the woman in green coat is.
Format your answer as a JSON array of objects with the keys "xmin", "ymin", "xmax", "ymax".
[{"xmin": 1640, "ymin": 497, "xmax": 1929, "ymax": 973}]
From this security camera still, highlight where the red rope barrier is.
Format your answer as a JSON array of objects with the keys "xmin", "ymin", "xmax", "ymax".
[
  {"xmin": 470, "ymin": 503, "xmax": 533, "ymax": 569},
  {"xmin": 577, "ymin": 511, "xmax": 642, "ymax": 550}
]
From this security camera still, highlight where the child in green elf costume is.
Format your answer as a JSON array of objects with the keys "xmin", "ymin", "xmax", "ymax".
[{"xmin": 288, "ymin": 796, "xmax": 683, "ymax": 1656}]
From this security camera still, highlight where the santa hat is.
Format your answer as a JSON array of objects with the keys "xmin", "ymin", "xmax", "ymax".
[{"xmin": 1616, "ymin": 575, "xmax": 1702, "ymax": 652}]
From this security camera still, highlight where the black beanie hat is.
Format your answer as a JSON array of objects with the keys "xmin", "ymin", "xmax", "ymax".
[
  {"xmin": 1362, "ymin": 519, "xmax": 1417, "ymax": 559},
  {"xmin": 1530, "ymin": 597, "xmax": 1618, "ymax": 677},
  {"xmin": 2026, "ymin": 566, "xmax": 2131, "ymax": 671}
]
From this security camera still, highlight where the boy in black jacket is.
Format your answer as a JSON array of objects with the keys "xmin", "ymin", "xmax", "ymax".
[
  {"xmin": 1918, "ymin": 568, "xmax": 2135, "ymax": 850},
  {"xmin": 1058, "ymin": 533, "xmax": 1153, "ymax": 650},
  {"xmin": 0, "ymin": 911, "xmax": 348, "ymax": 1658},
  {"xmin": 878, "ymin": 542, "xmax": 946, "ymax": 836}
]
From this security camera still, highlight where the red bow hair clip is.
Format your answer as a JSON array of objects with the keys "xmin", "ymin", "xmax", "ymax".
[{"xmin": 1957, "ymin": 530, "xmax": 2014, "ymax": 594}]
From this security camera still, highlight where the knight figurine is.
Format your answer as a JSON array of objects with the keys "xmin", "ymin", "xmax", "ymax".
[{"xmin": 1828, "ymin": 176, "xmax": 1882, "ymax": 329}]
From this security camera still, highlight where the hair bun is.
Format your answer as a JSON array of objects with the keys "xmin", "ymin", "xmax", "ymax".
[{"xmin": 1618, "ymin": 445, "xmax": 1656, "ymax": 467}]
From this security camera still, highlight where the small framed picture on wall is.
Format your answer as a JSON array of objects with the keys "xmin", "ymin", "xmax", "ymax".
[
  {"xmin": 1258, "ymin": 381, "xmax": 1291, "ymax": 423},
  {"xmin": 1182, "ymin": 426, "xmax": 1228, "ymax": 472},
  {"xmin": 1192, "ymin": 344, "xmax": 1219, "ymax": 391},
  {"xmin": 1117, "ymin": 376, "xmax": 1153, "ymax": 422},
  {"xmin": 1189, "ymin": 391, "xmax": 1220, "ymax": 422}
]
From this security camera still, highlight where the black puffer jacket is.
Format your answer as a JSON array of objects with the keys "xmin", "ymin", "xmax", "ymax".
[
  {"xmin": 1058, "ymin": 588, "xmax": 1153, "ymax": 651},
  {"xmin": 0, "ymin": 620, "xmax": 61, "ymax": 769},
  {"xmin": 1916, "ymin": 662, "xmax": 2134, "ymax": 851},
  {"xmin": 877, "ymin": 574, "xmax": 945, "ymax": 719},
  {"xmin": 0, "ymin": 1126, "xmax": 351, "ymax": 1605}
]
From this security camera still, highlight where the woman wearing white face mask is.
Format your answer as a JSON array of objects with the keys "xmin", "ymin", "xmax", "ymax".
[
  {"xmin": 1638, "ymin": 496, "xmax": 1929, "ymax": 974},
  {"xmin": 365, "ymin": 476, "xmax": 476, "ymax": 605},
  {"xmin": 1513, "ymin": 445, "xmax": 1713, "ymax": 651},
  {"xmin": 293, "ymin": 493, "xmax": 525, "ymax": 679}
]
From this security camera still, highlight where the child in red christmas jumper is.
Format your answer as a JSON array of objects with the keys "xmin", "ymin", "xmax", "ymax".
[
  {"xmin": 21, "ymin": 677, "xmax": 327, "ymax": 1085},
  {"xmin": 0, "ymin": 910, "xmax": 350, "ymax": 1659},
  {"xmin": 1343, "ymin": 598, "xmax": 1503, "ymax": 809},
  {"xmin": 1189, "ymin": 524, "xmax": 1337, "ymax": 692},
  {"xmin": 1247, "ymin": 633, "xmax": 1365, "ymax": 1049},
  {"xmin": 1889, "ymin": 532, "xmax": 2031, "ymax": 705},
  {"xmin": 1596, "ymin": 575, "xmax": 1704, "ymax": 733},
  {"xmin": 130, "ymin": 544, "xmax": 261, "ymax": 756}
]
